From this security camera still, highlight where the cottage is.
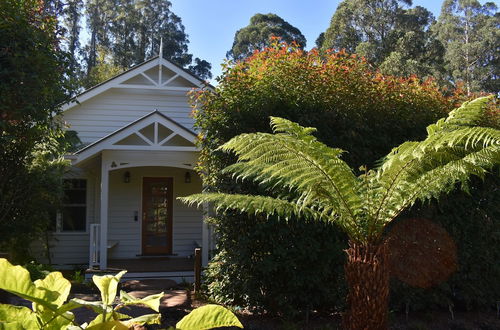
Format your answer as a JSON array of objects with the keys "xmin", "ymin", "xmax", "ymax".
[{"xmin": 34, "ymin": 56, "xmax": 214, "ymax": 280}]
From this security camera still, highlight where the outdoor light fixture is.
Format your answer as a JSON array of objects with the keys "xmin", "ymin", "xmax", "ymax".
[
  {"xmin": 123, "ymin": 171, "xmax": 131, "ymax": 183},
  {"xmin": 184, "ymin": 171, "xmax": 191, "ymax": 183}
]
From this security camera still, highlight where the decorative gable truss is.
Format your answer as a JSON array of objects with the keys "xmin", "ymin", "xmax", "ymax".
[
  {"xmin": 63, "ymin": 56, "xmax": 209, "ymax": 111},
  {"xmin": 119, "ymin": 62, "xmax": 199, "ymax": 90},
  {"xmin": 74, "ymin": 111, "xmax": 198, "ymax": 165}
]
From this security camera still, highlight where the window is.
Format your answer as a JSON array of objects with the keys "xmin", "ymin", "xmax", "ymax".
[{"xmin": 57, "ymin": 179, "xmax": 87, "ymax": 232}]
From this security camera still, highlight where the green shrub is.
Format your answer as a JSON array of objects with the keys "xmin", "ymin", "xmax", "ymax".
[
  {"xmin": 204, "ymin": 217, "xmax": 347, "ymax": 316},
  {"xmin": 192, "ymin": 41, "xmax": 454, "ymax": 317},
  {"xmin": 391, "ymin": 174, "xmax": 500, "ymax": 312},
  {"xmin": 24, "ymin": 261, "xmax": 53, "ymax": 281}
]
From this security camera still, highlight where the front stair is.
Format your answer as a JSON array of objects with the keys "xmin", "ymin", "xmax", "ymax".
[{"xmin": 85, "ymin": 256, "xmax": 195, "ymax": 282}]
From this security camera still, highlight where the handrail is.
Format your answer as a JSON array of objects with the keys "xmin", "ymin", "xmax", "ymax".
[{"xmin": 89, "ymin": 224, "xmax": 100, "ymax": 268}]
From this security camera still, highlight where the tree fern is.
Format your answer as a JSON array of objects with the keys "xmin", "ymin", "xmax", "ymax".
[
  {"xmin": 180, "ymin": 96, "xmax": 498, "ymax": 329},
  {"xmin": 181, "ymin": 96, "xmax": 499, "ymax": 244}
]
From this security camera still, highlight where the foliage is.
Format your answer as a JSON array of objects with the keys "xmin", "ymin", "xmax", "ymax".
[
  {"xmin": 321, "ymin": 0, "xmax": 444, "ymax": 80},
  {"xmin": 0, "ymin": 259, "xmax": 162, "ymax": 329},
  {"xmin": 175, "ymin": 304, "xmax": 243, "ymax": 330},
  {"xmin": 433, "ymin": 0, "xmax": 499, "ymax": 94},
  {"xmin": 0, "ymin": 0, "xmax": 72, "ymax": 263},
  {"xmin": 188, "ymin": 58, "xmax": 213, "ymax": 81},
  {"xmin": 184, "ymin": 96, "xmax": 499, "ymax": 243},
  {"xmin": 227, "ymin": 13, "xmax": 306, "ymax": 60},
  {"xmin": 189, "ymin": 42, "xmax": 454, "ymax": 316},
  {"xmin": 24, "ymin": 261, "xmax": 54, "ymax": 282},
  {"xmin": 0, "ymin": 259, "xmax": 242, "ymax": 329},
  {"xmin": 390, "ymin": 175, "xmax": 500, "ymax": 313},
  {"xmin": 203, "ymin": 217, "xmax": 347, "ymax": 316},
  {"xmin": 80, "ymin": 46, "xmax": 126, "ymax": 89},
  {"xmin": 183, "ymin": 97, "xmax": 499, "ymax": 327},
  {"xmin": 81, "ymin": 0, "xmax": 211, "ymax": 84},
  {"xmin": 390, "ymin": 99, "xmax": 500, "ymax": 312}
]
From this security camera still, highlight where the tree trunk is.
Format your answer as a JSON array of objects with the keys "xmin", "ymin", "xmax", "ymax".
[{"xmin": 343, "ymin": 241, "xmax": 390, "ymax": 330}]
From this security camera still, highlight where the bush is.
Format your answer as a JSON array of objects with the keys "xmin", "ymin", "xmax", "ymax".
[
  {"xmin": 390, "ymin": 99, "xmax": 500, "ymax": 313},
  {"xmin": 24, "ymin": 261, "xmax": 53, "ymax": 281},
  {"xmin": 192, "ymin": 41, "xmax": 455, "ymax": 317},
  {"xmin": 204, "ymin": 217, "xmax": 347, "ymax": 316},
  {"xmin": 391, "ymin": 174, "xmax": 500, "ymax": 313}
]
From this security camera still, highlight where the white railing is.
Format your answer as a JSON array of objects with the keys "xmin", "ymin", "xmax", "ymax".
[{"xmin": 89, "ymin": 224, "xmax": 100, "ymax": 268}]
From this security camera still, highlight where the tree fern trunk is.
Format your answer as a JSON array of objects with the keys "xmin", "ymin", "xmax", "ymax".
[{"xmin": 343, "ymin": 241, "xmax": 389, "ymax": 330}]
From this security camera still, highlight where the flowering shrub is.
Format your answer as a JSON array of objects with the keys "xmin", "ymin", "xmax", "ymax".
[{"xmin": 190, "ymin": 41, "xmax": 461, "ymax": 317}]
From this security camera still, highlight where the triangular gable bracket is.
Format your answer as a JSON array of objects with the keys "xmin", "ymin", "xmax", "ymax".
[
  {"xmin": 63, "ymin": 56, "xmax": 211, "ymax": 112},
  {"xmin": 74, "ymin": 111, "xmax": 198, "ymax": 165}
]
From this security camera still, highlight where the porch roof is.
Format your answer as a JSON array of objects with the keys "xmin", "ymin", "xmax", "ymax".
[{"xmin": 73, "ymin": 110, "xmax": 198, "ymax": 166}]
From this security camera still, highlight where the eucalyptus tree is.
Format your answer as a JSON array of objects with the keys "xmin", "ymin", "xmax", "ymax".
[
  {"xmin": 227, "ymin": 13, "xmax": 307, "ymax": 60},
  {"xmin": 433, "ymin": 0, "xmax": 499, "ymax": 94},
  {"xmin": 82, "ymin": 0, "xmax": 212, "ymax": 82},
  {"xmin": 61, "ymin": 0, "xmax": 83, "ymax": 75},
  {"xmin": 321, "ymin": 0, "xmax": 444, "ymax": 79},
  {"xmin": 182, "ymin": 96, "xmax": 499, "ymax": 329}
]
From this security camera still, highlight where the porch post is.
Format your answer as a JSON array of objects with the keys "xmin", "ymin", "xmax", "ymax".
[{"xmin": 99, "ymin": 160, "xmax": 109, "ymax": 270}]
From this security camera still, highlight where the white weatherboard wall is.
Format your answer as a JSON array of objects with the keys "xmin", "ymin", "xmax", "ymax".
[
  {"xmin": 32, "ymin": 171, "xmax": 98, "ymax": 266},
  {"xmin": 107, "ymin": 166, "xmax": 202, "ymax": 259},
  {"xmin": 63, "ymin": 89, "xmax": 195, "ymax": 144}
]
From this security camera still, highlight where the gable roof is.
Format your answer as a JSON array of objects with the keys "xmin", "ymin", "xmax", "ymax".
[
  {"xmin": 74, "ymin": 110, "xmax": 198, "ymax": 166},
  {"xmin": 63, "ymin": 56, "xmax": 214, "ymax": 112}
]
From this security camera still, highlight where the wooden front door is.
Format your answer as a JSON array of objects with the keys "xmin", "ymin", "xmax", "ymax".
[{"xmin": 142, "ymin": 177, "xmax": 173, "ymax": 255}]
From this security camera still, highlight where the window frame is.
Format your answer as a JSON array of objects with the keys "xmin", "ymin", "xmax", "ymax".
[{"xmin": 55, "ymin": 178, "xmax": 89, "ymax": 234}]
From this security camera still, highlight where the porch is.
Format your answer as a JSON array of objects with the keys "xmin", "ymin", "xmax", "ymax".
[{"xmin": 68, "ymin": 111, "xmax": 214, "ymax": 273}]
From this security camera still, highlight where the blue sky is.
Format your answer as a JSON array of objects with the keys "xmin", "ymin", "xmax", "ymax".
[{"xmin": 170, "ymin": 0, "xmax": 448, "ymax": 83}]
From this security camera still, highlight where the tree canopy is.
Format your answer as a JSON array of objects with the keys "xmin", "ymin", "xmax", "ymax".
[
  {"xmin": 321, "ymin": 0, "xmax": 444, "ymax": 79},
  {"xmin": 433, "ymin": 0, "xmax": 499, "ymax": 94},
  {"xmin": 0, "ymin": 0, "xmax": 71, "ymax": 261},
  {"xmin": 57, "ymin": 0, "xmax": 212, "ymax": 88},
  {"xmin": 227, "ymin": 13, "xmax": 307, "ymax": 60},
  {"xmin": 319, "ymin": 0, "xmax": 498, "ymax": 91}
]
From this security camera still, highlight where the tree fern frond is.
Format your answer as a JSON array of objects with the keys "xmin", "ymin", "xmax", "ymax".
[
  {"xmin": 269, "ymin": 116, "xmax": 317, "ymax": 137},
  {"xmin": 180, "ymin": 193, "xmax": 323, "ymax": 222},
  {"xmin": 379, "ymin": 144, "xmax": 500, "ymax": 224},
  {"xmin": 444, "ymin": 95, "xmax": 494, "ymax": 128},
  {"xmin": 426, "ymin": 95, "xmax": 494, "ymax": 135},
  {"xmin": 219, "ymin": 124, "xmax": 362, "ymax": 221}
]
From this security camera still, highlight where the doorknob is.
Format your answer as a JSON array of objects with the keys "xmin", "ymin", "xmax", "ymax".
[{"xmin": 134, "ymin": 211, "xmax": 138, "ymax": 221}]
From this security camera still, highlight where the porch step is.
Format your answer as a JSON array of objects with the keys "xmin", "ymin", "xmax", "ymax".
[
  {"xmin": 84, "ymin": 269, "xmax": 194, "ymax": 282},
  {"xmin": 85, "ymin": 256, "xmax": 195, "ymax": 282}
]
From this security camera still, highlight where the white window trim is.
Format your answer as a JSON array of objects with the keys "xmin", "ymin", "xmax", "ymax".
[{"xmin": 54, "ymin": 178, "xmax": 89, "ymax": 235}]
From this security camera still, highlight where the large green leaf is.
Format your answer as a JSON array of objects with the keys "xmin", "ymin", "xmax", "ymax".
[
  {"xmin": 84, "ymin": 320, "xmax": 129, "ymax": 330},
  {"xmin": 34, "ymin": 271, "xmax": 71, "ymax": 307},
  {"xmin": 92, "ymin": 271, "xmax": 126, "ymax": 307},
  {"xmin": 176, "ymin": 304, "xmax": 243, "ymax": 330},
  {"xmin": 119, "ymin": 290, "xmax": 163, "ymax": 312},
  {"xmin": 0, "ymin": 304, "xmax": 39, "ymax": 329},
  {"xmin": 122, "ymin": 313, "xmax": 161, "ymax": 327},
  {"xmin": 0, "ymin": 259, "xmax": 57, "ymax": 310},
  {"xmin": 37, "ymin": 309, "xmax": 74, "ymax": 330},
  {"xmin": 32, "ymin": 271, "xmax": 74, "ymax": 328}
]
